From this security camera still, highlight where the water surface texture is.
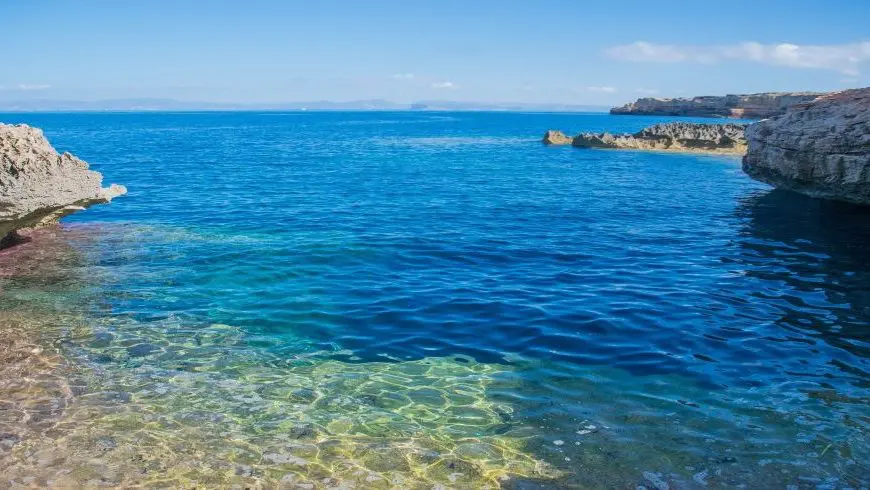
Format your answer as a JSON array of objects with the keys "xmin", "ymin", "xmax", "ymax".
[{"xmin": 0, "ymin": 112, "xmax": 868, "ymax": 488}]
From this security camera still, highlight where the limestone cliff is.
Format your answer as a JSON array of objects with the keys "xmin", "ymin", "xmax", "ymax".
[
  {"xmin": 0, "ymin": 123, "xmax": 126, "ymax": 247},
  {"xmin": 543, "ymin": 123, "xmax": 747, "ymax": 154},
  {"xmin": 611, "ymin": 92, "xmax": 821, "ymax": 119},
  {"xmin": 742, "ymin": 88, "xmax": 870, "ymax": 205}
]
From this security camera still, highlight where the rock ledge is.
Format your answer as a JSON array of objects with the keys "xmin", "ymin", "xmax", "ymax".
[
  {"xmin": 742, "ymin": 88, "xmax": 870, "ymax": 205},
  {"xmin": 1, "ymin": 123, "xmax": 126, "ymax": 246}
]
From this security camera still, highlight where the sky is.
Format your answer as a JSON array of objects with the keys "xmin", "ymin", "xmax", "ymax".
[{"xmin": 1, "ymin": 0, "xmax": 869, "ymax": 106}]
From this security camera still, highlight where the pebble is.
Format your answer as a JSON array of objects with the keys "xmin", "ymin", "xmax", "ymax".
[
  {"xmin": 553, "ymin": 440, "xmax": 564, "ymax": 446},
  {"xmin": 94, "ymin": 437, "xmax": 117, "ymax": 452}
]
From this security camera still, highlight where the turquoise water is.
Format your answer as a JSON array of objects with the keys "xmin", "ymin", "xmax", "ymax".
[{"xmin": 0, "ymin": 111, "xmax": 868, "ymax": 488}]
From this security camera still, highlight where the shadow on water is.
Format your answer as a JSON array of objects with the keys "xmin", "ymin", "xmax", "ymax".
[{"xmin": 735, "ymin": 189, "xmax": 870, "ymax": 362}]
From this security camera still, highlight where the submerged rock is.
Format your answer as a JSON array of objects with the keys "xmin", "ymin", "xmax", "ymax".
[
  {"xmin": 0, "ymin": 123, "xmax": 126, "ymax": 247},
  {"xmin": 127, "ymin": 343, "xmax": 161, "ymax": 358},
  {"xmin": 542, "ymin": 130, "xmax": 573, "ymax": 145},
  {"xmin": 742, "ymin": 87, "xmax": 870, "ymax": 205},
  {"xmin": 611, "ymin": 92, "xmax": 821, "ymax": 119},
  {"xmin": 568, "ymin": 122, "xmax": 747, "ymax": 154}
]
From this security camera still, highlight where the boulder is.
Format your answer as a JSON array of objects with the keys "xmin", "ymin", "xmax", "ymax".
[
  {"xmin": 0, "ymin": 123, "xmax": 126, "ymax": 247},
  {"xmin": 742, "ymin": 88, "xmax": 870, "ymax": 205},
  {"xmin": 542, "ymin": 130, "xmax": 573, "ymax": 145}
]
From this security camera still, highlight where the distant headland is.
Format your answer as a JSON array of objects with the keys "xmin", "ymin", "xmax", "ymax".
[
  {"xmin": 610, "ymin": 92, "xmax": 821, "ymax": 119},
  {"xmin": 0, "ymin": 98, "xmax": 609, "ymax": 113}
]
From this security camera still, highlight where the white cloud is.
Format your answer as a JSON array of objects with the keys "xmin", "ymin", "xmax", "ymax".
[
  {"xmin": 585, "ymin": 86, "xmax": 617, "ymax": 93},
  {"xmin": 431, "ymin": 81, "xmax": 457, "ymax": 89},
  {"xmin": 605, "ymin": 41, "xmax": 870, "ymax": 75},
  {"xmin": 391, "ymin": 73, "xmax": 415, "ymax": 80},
  {"xmin": 0, "ymin": 83, "xmax": 52, "ymax": 91},
  {"xmin": 635, "ymin": 87, "xmax": 658, "ymax": 94}
]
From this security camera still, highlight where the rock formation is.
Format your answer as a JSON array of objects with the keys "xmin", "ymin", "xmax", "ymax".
[
  {"xmin": 611, "ymin": 92, "xmax": 821, "ymax": 119},
  {"xmin": 742, "ymin": 88, "xmax": 870, "ymax": 205},
  {"xmin": 0, "ymin": 123, "xmax": 126, "ymax": 247},
  {"xmin": 544, "ymin": 122, "xmax": 747, "ymax": 154},
  {"xmin": 542, "ymin": 130, "xmax": 573, "ymax": 145}
]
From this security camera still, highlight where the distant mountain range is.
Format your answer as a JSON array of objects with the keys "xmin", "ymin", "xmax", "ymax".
[{"xmin": 0, "ymin": 98, "xmax": 608, "ymax": 113}]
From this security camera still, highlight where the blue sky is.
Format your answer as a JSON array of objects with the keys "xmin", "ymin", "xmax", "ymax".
[{"xmin": 1, "ymin": 0, "xmax": 868, "ymax": 105}]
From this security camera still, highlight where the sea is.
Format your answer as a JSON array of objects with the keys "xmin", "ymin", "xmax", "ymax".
[{"xmin": 0, "ymin": 111, "xmax": 867, "ymax": 488}]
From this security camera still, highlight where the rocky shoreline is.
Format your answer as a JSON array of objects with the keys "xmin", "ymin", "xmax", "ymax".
[
  {"xmin": 0, "ymin": 123, "xmax": 125, "ymax": 248},
  {"xmin": 544, "ymin": 122, "xmax": 747, "ymax": 155},
  {"xmin": 610, "ymin": 92, "xmax": 821, "ymax": 119},
  {"xmin": 546, "ymin": 87, "xmax": 869, "ymax": 205}
]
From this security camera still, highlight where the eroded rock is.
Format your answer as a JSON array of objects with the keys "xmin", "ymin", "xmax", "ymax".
[
  {"xmin": 542, "ymin": 130, "xmax": 573, "ymax": 145},
  {"xmin": 0, "ymin": 123, "xmax": 126, "ymax": 247},
  {"xmin": 742, "ymin": 87, "xmax": 870, "ymax": 205},
  {"xmin": 570, "ymin": 122, "xmax": 747, "ymax": 154}
]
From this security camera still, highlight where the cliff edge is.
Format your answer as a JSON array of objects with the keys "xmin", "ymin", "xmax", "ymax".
[
  {"xmin": 742, "ymin": 88, "xmax": 870, "ymax": 205},
  {"xmin": 0, "ymin": 123, "xmax": 126, "ymax": 247},
  {"xmin": 611, "ymin": 92, "xmax": 821, "ymax": 119}
]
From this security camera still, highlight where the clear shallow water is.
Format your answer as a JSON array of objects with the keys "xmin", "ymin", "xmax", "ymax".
[{"xmin": 0, "ymin": 111, "xmax": 868, "ymax": 488}]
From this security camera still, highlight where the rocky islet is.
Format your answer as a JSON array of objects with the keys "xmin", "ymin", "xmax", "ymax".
[{"xmin": 543, "ymin": 122, "xmax": 748, "ymax": 155}]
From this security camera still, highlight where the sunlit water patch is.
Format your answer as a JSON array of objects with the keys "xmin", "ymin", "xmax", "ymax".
[{"xmin": 0, "ymin": 111, "xmax": 868, "ymax": 488}]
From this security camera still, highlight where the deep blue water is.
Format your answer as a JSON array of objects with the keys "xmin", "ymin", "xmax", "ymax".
[{"xmin": 0, "ymin": 111, "xmax": 868, "ymax": 488}]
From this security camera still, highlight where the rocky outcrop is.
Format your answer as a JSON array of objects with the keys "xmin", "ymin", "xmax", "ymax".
[
  {"xmin": 542, "ymin": 130, "xmax": 573, "ymax": 145},
  {"xmin": 742, "ymin": 88, "xmax": 870, "ymax": 205},
  {"xmin": 1, "ymin": 123, "xmax": 126, "ymax": 247},
  {"xmin": 544, "ymin": 122, "xmax": 747, "ymax": 154},
  {"xmin": 611, "ymin": 92, "xmax": 822, "ymax": 119}
]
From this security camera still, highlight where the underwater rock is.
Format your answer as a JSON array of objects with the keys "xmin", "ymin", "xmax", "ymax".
[
  {"xmin": 94, "ymin": 436, "xmax": 117, "ymax": 452},
  {"xmin": 566, "ymin": 123, "xmax": 747, "ymax": 154},
  {"xmin": 0, "ymin": 123, "xmax": 126, "ymax": 247},
  {"xmin": 743, "ymin": 87, "xmax": 870, "ymax": 205},
  {"xmin": 127, "ymin": 343, "xmax": 161, "ymax": 357},
  {"xmin": 90, "ymin": 332, "xmax": 114, "ymax": 348}
]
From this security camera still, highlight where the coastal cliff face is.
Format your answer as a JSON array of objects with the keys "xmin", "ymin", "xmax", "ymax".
[
  {"xmin": 545, "ymin": 122, "xmax": 747, "ymax": 155},
  {"xmin": 611, "ymin": 92, "xmax": 821, "ymax": 119},
  {"xmin": 742, "ymin": 88, "xmax": 870, "ymax": 205},
  {"xmin": 0, "ymin": 123, "xmax": 126, "ymax": 247}
]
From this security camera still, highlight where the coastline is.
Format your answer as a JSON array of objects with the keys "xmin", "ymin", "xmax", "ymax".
[{"xmin": 1, "ymin": 108, "xmax": 868, "ymax": 488}]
